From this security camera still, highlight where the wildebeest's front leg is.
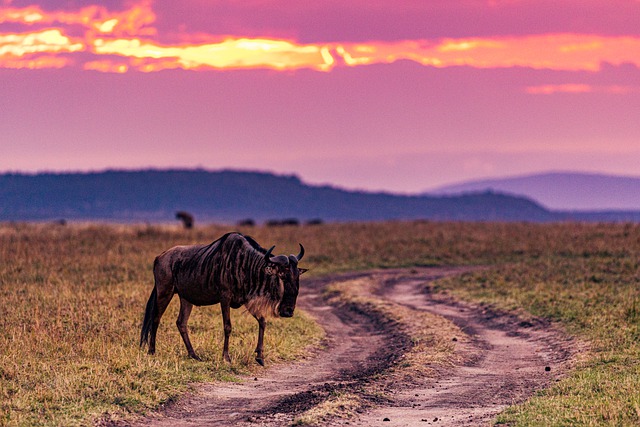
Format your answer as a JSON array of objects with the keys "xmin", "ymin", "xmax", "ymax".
[
  {"xmin": 220, "ymin": 302, "xmax": 232, "ymax": 363},
  {"xmin": 254, "ymin": 315, "xmax": 266, "ymax": 366},
  {"xmin": 176, "ymin": 296, "xmax": 201, "ymax": 361}
]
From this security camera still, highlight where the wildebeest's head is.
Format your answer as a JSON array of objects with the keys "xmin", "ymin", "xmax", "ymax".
[{"xmin": 264, "ymin": 244, "xmax": 307, "ymax": 317}]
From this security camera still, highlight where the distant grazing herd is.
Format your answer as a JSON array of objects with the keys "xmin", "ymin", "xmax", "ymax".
[
  {"xmin": 49, "ymin": 212, "xmax": 323, "ymax": 228},
  {"xmin": 175, "ymin": 211, "xmax": 323, "ymax": 229}
]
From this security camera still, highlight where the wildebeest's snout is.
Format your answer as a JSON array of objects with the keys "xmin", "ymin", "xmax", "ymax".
[{"xmin": 279, "ymin": 305, "xmax": 295, "ymax": 318}]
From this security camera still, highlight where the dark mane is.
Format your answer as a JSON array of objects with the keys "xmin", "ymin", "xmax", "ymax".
[
  {"xmin": 176, "ymin": 232, "xmax": 268, "ymax": 281},
  {"xmin": 177, "ymin": 232, "xmax": 236, "ymax": 277},
  {"xmin": 243, "ymin": 234, "xmax": 267, "ymax": 254}
]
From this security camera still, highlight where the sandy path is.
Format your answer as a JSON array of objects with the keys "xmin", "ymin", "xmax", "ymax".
[
  {"xmin": 123, "ymin": 268, "xmax": 573, "ymax": 427},
  {"xmin": 351, "ymin": 274, "xmax": 572, "ymax": 426}
]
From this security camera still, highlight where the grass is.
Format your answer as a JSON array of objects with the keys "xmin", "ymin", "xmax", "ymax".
[
  {"xmin": 0, "ymin": 223, "xmax": 324, "ymax": 426},
  {"xmin": 1, "ymin": 221, "xmax": 640, "ymax": 425},
  {"xmin": 293, "ymin": 391, "xmax": 362, "ymax": 426}
]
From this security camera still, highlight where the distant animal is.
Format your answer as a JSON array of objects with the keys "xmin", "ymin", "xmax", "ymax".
[
  {"xmin": 266, "ymin": 218, "xmax": 300, "ymax": 227},
  {"xmin": 140, "ymin": 232, "xmax": 307, "ymax": 366},
  {"xmin": 237, "ymin": 218, "xmax": 256, "ymax": 227},
  {"xmin": 175, "ymin": 211, "xmax": 194, "ymax": 229}
]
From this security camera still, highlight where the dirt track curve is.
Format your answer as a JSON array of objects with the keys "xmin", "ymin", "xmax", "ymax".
[{"xmin": 125, "ymin": 267, "xmax": 574, "ymax": 427}]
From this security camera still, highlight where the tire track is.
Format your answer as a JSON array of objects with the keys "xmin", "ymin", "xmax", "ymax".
[{"xmin": 352, "ymin": 272, "xmax": 573, "ymax": 426}]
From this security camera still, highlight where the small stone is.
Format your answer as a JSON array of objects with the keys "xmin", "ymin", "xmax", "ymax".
[
  {"xmin": 452, "ymin": 337, "xmax": 458, "ymax": 342},
  {"xmin": 383, "ymin": 418, "xmax": 391, "ymax": 422},
  {"xmin": 433, "ymin": 417, "xmax": 438, "ymax": 422},
  {"xmin": 545, "ymin": 366, "xmax": 551, "ymax": 372},
  {"xmin": 254, "ymin": 377, "xmax": 258, "ymax": 381}
]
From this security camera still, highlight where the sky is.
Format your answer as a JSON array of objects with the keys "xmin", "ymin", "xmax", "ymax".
[{"xmin": 2, "ymin": 0, "xmax": 640, "ymax": 194}]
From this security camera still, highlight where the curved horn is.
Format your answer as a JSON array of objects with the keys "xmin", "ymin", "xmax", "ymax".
[
  {"xmin": 264, "ymin": 245, "xmax": 275, "ymax": 261},
  {"xmin": 296, "ymin": 243, "xmax": 305, "ymax": 261}
]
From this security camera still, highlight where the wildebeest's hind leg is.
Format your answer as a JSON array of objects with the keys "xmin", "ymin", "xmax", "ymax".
[
  {"xmin": 254, "ymin": 316, "xmax": 266, "ymax": 366},
  {"xmin": 177, "ymin": 296, "xmax": 202, "ymax": 361},
  {"xmin": 148, "ymin": 285, "xmax": 174, "ymax": 355},
  {"xmin": 220, "ymin": 302, "xmax": 232, "ymax": 363}
]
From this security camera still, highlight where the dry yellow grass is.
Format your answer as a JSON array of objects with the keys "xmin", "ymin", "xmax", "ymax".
[{"xmin": 0, "ymin": 223, "xmax": 324, "ymax": 426}]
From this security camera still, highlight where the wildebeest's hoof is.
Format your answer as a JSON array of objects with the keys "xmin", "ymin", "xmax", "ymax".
[
  {"xmin": 189, "ymin": 353, "xmax": 203, "ymax": 361},
  {"xmin": 255, "ymin": 357, "xmax": 264, "ymax": 366}
]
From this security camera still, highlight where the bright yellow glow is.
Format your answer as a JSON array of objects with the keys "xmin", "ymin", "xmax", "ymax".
[
  {"xmin": 320, "ymin": 46, "xmax": 334, "ymax": 70},
  {"xmin": 439, "ymin": 41, "xmax": 479, "ymax": 51},
  {"xmin": 1, "ymin": 7, "xmax": 44, "ymax": 23},
  {"xmin": 23, "ymin": 12, "xmax": 43, "ymax": 23},
  {"xmin": 438, "ymin": 39, "xmax": 504, "ymax": 52},
  {"xmin": 0, "ymin": 2, "xmax": 155, "ymax": 36},
  {"xmin": 92, "ymin": 37, "xmax": 330, "ymax": 71},
  {"xmin": 98, "ymin": 18, "xmax": 118, "ymax": 33},
  {"xmin": 0, "ymin": 29, "xmax": 83, "ymax": 56}
]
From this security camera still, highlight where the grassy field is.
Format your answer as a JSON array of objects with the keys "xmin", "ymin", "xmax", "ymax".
[{"xmin": 1, "ymin": 221, "xmax": 639, "ymax": 425}]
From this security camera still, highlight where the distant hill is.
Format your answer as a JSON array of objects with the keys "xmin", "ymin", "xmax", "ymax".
[
  {"xmin": 3, "ymin": 169, "xmax": 640, "ymax": 223},
  {"xmin": 429, "ymin": 172, "xmax": 640, "ymax": 211},
  {"xmin": 0, "ymin": 169, "xmax": 558, "ymax": 223}
]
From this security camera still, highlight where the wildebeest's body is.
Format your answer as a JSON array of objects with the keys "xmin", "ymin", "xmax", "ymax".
[{"xmin": 140, "ymin": 232, "xmax": 306, "ymax": 365}]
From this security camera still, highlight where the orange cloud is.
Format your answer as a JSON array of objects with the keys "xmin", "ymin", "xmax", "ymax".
[
  {"xmin": 77, "ymin": 33, "xmax": 640, "ymax": 73},
  {"xmin": 0, "ymin": 53, "xmax": 69, "ymax": 69},
  {"xmin": 83, "ymin": 59, "xmax": 128, "ymax": 73},
  {"xmin": 2, "ymin": 2, "xmax": 640, "ymax": 75},
  {"xmin": 525, "ymin": 84, "xmax": 593, "ymax": 95},
  {"xmin": 0, "ymin": 2, "xmax": 156, "ymax": 37},
  {"xmin": 526, "ymin": 84, "xmax": 638, "ymax": 95},
  {"xmin": 337, "ymin": 34, "xmax": 640, "ymax": 71}
]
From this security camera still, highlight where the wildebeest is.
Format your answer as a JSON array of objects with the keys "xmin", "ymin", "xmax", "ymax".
[
  {"xmin": 140, "ymin": 232, "xmax": 306, "ymax": 365},
  {"xmin": 175, "ymin": 211, "xmax": 194, "ymax": 229},
  {"xmin": 237, "ymin": 218, "xmax": 256, "ymax": 227},
  {"xmin": 266, "ymin": 218, "xmax": 300, "ymax": 227}
]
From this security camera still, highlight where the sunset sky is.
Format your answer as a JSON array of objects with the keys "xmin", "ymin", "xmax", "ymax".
[{"xmin": 2, "ymin": 0, "xmax": 640, "ymax": 193}]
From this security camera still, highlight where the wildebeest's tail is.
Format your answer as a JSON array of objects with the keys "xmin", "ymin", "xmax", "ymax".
[{"xmin": 140, "ymin": 286, "xmax": 158, "ymax": 347}]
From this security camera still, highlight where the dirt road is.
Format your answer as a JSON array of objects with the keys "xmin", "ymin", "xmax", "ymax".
[{"xmin": 128, "ymin": 267, "xmax": 574, "ymax": 426}]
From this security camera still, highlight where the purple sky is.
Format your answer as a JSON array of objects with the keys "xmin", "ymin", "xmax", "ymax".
[{"xmin": 2, "ymin": 0, "xmax": 640, "ymax": 193}]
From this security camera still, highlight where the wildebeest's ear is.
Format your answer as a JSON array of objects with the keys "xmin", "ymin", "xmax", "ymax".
[{"xmin": 298, "ymin": 268, "xmax": 308, "ymax": 275}]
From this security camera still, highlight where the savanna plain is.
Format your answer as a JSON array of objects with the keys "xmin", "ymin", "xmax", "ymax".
[{"xmin": 1, "ymin": 221, "xmax": 639, "ymax": 426}]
